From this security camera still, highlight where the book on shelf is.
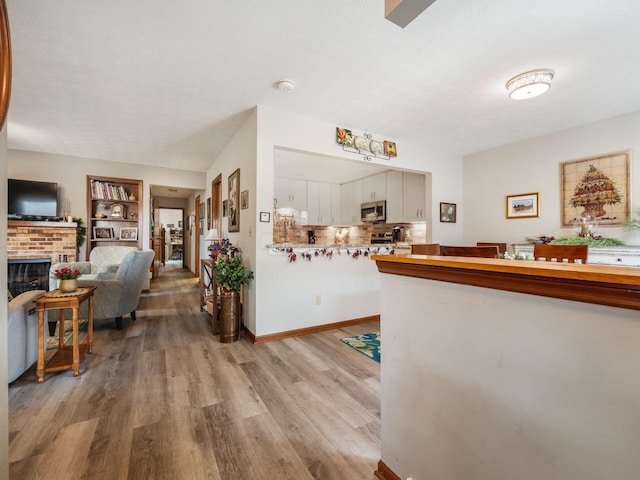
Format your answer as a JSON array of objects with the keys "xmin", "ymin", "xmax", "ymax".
[{"xmin": 90, "ymin": 180, "xmax": 130, "ymax": 201}]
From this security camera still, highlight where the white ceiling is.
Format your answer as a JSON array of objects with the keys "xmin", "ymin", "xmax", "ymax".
[{"xmin": 7, "ymin": 1, "xmax": 640, "ymax": 176}]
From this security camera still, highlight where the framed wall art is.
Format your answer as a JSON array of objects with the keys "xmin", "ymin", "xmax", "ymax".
[
  {"xmin": 228, "ymin": 168, "xmax": 240, "ymax": 232},
  {"xmin": 119, "ymin": 227, "xmax": 138, "ymax": 241},
  {"xmin": 241, "ymin": 190, "xmax": 248, "ymax": 210},
  {"xmin": 222, "ymin": 200, "xmax": 228, "ymax": 217},
  {"xmin": 440, "ymin": 202, "xmax": 457, "ymax": 223},
  {"xmin": 506, "ymin": 192, "xmax": 539, "ymax": 219},
  {"xmin": 93, "ymin": 227, "xmax": 114, "ymax": 239},
  {"xmin": 260, "ymin": 211, "xmax": 270, "ymax": 222},
  {"xmin": 206, "ymin": 197, "xmax": 211, "ymax": 230},
  {"xmin": 560, "ymin": 150, "xmax": 630, "ymax": 227}
]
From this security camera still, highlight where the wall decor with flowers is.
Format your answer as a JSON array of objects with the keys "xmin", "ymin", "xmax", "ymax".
[{"xmin": 336, "ymin": 127, "xmax": 397, "ymax": 162}]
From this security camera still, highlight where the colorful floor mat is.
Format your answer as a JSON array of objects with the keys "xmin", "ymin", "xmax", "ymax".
[{"xmin": 340, "ymin": 331, "xmax": 380, "ymax": 363}]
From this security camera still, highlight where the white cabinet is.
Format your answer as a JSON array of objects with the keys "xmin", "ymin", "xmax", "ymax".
[
  {"xmin": 362, "ymin": 172, "xmax": 387, "ymax": 202},
  {"xmin": 403, "ymin": 172, "xmax": 426, "ymax": 221},
  {"xmin": 385, "ymin": 170, "xmax": 404, "ymax": 223},
  {"xmin": 307, "ymin": 181, "xmax": 333, "ymax": 225},
  {"xmin": 274, "ymin": 177, "xmax": 307, "ymax": 212},
  {"xmin": 383, "ymin": 171, "xmax": 426, "ymax": 223},
  {"xmin": 331, "ymin": 184, "xmax": 341, "ymax": 225},
  {"xmin": 341, "ymin": 180, "xmax": 363, "ymax": 224}
]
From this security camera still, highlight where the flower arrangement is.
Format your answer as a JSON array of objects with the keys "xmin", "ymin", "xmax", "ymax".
[
  {"xmin": 53, "ymin": 267, "xmax": 81, "ymax": 280},
  {"xmin": 213, "ymin": 254, "xmax": 254, "ymax": 291},
  {"xmin": 208, "ymin": 238, "xmax": 239, "ymax": 260}
]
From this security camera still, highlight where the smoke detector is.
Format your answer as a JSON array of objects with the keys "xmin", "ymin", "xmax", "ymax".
[{"xmin": 277, "ymin": 80, "xmax": 295, "ymax": 93}]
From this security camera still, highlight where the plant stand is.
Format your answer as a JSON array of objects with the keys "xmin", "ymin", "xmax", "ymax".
[{"xmin": 219, "ymin": 288, "xmax": 240, "ymax": 343}]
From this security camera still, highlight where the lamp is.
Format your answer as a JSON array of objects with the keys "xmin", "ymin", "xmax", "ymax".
[
  {"xmin": 205, "ymin": 229, "xmax": 220, "ymax": 242},
  {"xmin": 506, "ymin": 69, "xmax": 554, "ymax": 100}
]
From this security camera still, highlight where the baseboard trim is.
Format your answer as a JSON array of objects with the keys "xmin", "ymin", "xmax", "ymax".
[
  {"xmin": 248, "ymin": 315, "xmax": 380, "ymax": 344},
  {"xmin": 374, "ymin": 460, "xmax": 401, "ymax": 480}
]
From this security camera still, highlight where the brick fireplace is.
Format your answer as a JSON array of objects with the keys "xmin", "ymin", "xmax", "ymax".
[
  {"xmin": 7, "ymin": 221, "xmax": 79, "ymax": 296},
  {"xmin": 7, "ymin": 220, "xmax": 78, "ymax": 263}
]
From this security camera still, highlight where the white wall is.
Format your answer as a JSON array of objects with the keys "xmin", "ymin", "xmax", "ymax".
[
  {"xmin": 463, "ymin": 111, "xmax": 640, "ymax": 248},
  {"xmin": 205, "ymin": 110, "xmax": 258, "ymax": 331},
  {"xmin": 1, "ymin": 128, "xmax": 9, "ymax": 480},
  {"xmin": 8, "ymin": 150, "xmax": 206, "ymax": 259},
  {"xmin": 380, "ymin": 271, "xmax": 640, "ymax": 480},
  {"xmin": 251, "ymin": 106, "xmax": 463, "ymax": 337}
]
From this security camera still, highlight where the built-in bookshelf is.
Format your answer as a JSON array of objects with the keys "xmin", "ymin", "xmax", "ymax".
[{"xmin": 86, "ymin": 175, "xmax": 143, "ymax": 259}]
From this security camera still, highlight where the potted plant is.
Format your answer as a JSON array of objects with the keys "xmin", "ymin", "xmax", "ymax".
[
  {"xmin": 213, "ymin": 253, "xmax": 253, "ymax": 343},
  {"xmin": 53, "ymin": 267, "xmax": 81, "ymax": 293}
]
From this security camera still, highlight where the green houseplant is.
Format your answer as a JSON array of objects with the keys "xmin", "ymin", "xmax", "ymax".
[
  {"xmin": 213, "ymin": 254, "xmax": 254, "ymax": 292},
  {"xmin": 212, "ymin": 252, "xmax": 253, "ymax": 343}
]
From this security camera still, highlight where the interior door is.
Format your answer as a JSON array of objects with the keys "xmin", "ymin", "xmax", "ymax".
[
  {"xmin": 152, "ymin": 198, "xmax": 162, "ymax": 278},
  {"xmin": 194, "ymin": 194, "xmax": 201, "ymax": 278}
]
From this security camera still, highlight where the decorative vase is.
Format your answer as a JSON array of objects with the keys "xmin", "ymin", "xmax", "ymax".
[
  {"xmin": 219, "ymin": 288, "xmax": 240, "ymax": 343},
  {"xmin": 59, "ymin": 279, "xmax": 78, "ymax": 293}
]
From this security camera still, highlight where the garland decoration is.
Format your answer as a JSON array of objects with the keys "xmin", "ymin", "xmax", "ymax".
[{"xmin": 271, "ymin": 245, "xmax": 394, "ymax": 263}]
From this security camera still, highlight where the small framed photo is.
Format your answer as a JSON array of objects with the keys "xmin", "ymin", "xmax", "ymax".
[
  {"xmin": 241, "ymin": 190, "xmax": 249, "ymax": 210},
  {"xmin": 260, "ymin": 211, "xmax": 270, "ymax": 223},
  {"xmin": 440, "ymin": 202, "xmax": 457, "ymax": 223},
  {"xmin": 506, "ymin": 192, "xmax": 540, "ymax": 219},
  {"xmin": 383, "ymin": 140, "xmax": 397, "ymax": 157},
  {"xmin": 222, "ymin": 200, "xmax": 228, "ymax": 217},
  {"xmin": 119, "ymin": 227, "xmax": 138, "ymax": 241},
  {"xmin": 93, "ymin": 227, "xmax": 114, "ymax": 239}
]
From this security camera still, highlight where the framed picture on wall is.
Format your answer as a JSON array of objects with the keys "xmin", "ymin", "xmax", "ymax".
[
  {"xmin": 241, "ymin": 190, "xmax": 248, "ymax": 210},
  {"xmin": 228, "ymin": 168, "xmax": 240, "ymax": 232},
  {"xmin": 206, "ymin": 197, "xmax": 211, "ymax": 230},
  {"xmin": 222, "ymin": 200, "xmax": 228, "ymax": 217},
  {"xmin": 506, "ymin": 192, "xmax": 539, "ymax": 219},
  {"xmin": 439, "ymin": 202, "xmax": 457, "ymax": 223},
  {"xmin": 560, "ymin": 150, "xmax": 629, "ymax": 226}
]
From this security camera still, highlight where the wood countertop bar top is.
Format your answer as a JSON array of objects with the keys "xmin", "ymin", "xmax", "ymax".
[{"xmin": 371, "ymin": 254, "xmax": 640, "ymax": 311}]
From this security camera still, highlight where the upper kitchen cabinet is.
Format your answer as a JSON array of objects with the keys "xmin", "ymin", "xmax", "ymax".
[
  {"xmin": 331, "ymin": 184, "xmax": 341, "ymax": 225},
  {"xmin": 274, "ymin": 177, "xmax": 307, "ymax": 212},
  {"xmin": 385, "ymin": 171, "xmax": 427, "ymax": 223},
  {"xmin": 307, "ymin": 181, "xmax": 334, "ymax": 225},
  {"xmin": 403, "ymin": 172, "xmax": 427, "ymax": 221},
  {"xmin": 341, "ymin": 179, "xmax": 363, "ymax": 225},
  {"xmin": 385, "ymin": 170, "xmax": 404, "ymax": 223},
  {"xmin": 362, "ymin": 172, "xmax": 387, "ymax": 202}
]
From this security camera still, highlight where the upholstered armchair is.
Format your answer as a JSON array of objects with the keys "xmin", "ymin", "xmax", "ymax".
[
  {"xmin": 49, "ymin": 245, "xmax": 138, "ymax": 291},
  {"xmin": 7, "ymin": 289, "xmax": 46, "ymax": 383},
  {"xmin": 76, "ymin": 249, "xmax": 154, "ymax": 330}
]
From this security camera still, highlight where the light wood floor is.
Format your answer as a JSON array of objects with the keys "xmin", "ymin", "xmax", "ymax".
[{"xmin": 8, "ymin": 264, "xmax": 381, "ymax": 479}]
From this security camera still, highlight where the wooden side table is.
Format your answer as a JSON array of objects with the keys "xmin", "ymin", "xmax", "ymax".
[{"xmin": 35, "ymin": 286, "xmax": 96, "ymax": 383}]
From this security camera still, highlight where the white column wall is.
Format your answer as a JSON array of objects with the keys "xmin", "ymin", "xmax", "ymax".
[{"xmin": 380, "ymin": 272, "xmax": 640, "ymax": 480}]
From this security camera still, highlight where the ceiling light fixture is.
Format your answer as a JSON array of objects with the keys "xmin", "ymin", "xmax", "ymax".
[
  {"xmin": 277, "ymin": 80, "xmax": 295, "ymax": 93},
  {"xmin": 506, "ymin": 69, "xmax": 554, "ymax": 100}
]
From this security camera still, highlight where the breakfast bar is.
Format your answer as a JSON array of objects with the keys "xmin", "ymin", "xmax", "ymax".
[{"xmin": 371, "ymin": 254, "xmax": 640, "ymax": 480}]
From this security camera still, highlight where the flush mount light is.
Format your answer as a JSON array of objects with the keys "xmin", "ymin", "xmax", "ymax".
[
  {"xmin": 506, "ymin": 69, "xmax": 554, "ymax": 100},
  {"xmin": 277, "ymin": 79, "xmax": 295, "ymax": 93}
]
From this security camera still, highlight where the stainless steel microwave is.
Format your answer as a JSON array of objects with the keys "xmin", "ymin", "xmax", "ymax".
[{"xmin": 361, "ymin": 200, "xmax": 386, "ymax": 223}]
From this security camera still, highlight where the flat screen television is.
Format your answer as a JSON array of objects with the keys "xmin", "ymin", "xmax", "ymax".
[{"xmin": 8, "ymin": 179, "xmax": 58, "ymax": 217}]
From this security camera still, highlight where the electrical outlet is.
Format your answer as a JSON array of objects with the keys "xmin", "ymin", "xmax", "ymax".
[{"xmin": 314, "ymin": 295, "xmax": 321, "ymax": 305}]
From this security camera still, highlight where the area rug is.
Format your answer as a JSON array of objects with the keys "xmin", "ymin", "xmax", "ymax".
[
  {"xmin": 46, "ymin": 319, "xmax": 88, "ymax": 350},
  {"xmin": 340, "ymin": 331, "xmax": 380, "ymax": 363}
]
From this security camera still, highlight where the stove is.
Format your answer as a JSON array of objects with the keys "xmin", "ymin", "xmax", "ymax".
[{"xmin": 370, "ymin": 232, "xmax": 393, "ymax": 244}]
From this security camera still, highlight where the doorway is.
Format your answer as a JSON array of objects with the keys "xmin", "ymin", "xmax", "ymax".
[{"xmin": 159, "ymin": 208, "xmax": 185, "ymax": 268}]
